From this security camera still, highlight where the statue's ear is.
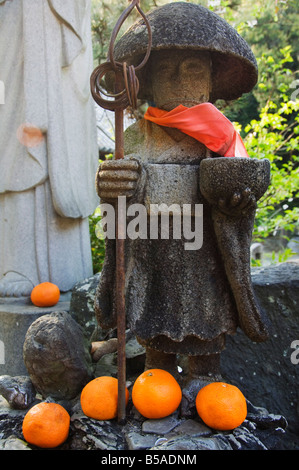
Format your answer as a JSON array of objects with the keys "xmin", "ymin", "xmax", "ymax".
[
  {"xmin": 209, "ymin": 57, "xmax": 213, "ymax": 94},
  {"xmin": 145, "ymin": 76, "xmax": 154, "ymax": 106},
  {"xmin": 134, "ymin": 54, "xmax": 155, "ymax": 105}
]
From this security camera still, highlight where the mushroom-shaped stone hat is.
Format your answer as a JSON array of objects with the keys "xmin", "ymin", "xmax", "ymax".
[{"xmin": 111, "ymin": 2, "xmax": 258, "ymax": 103}]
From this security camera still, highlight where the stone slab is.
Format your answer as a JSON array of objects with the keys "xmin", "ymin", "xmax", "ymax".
[
  {"xmin": 0, "ymin": 293, "xmax": 71, "ymax": 376},
  {"xmin": 222, "ymin": 260, "xmax": 299, "ymax": 442}
]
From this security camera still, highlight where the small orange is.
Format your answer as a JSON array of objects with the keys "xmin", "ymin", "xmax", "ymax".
[
  {"xmin": 132, "ymin": 369, "xmax": 182, "ymax": 419},
  {"xmin": 22, "ymin": 402, "xmax": 70, "ymax": 448},
  {"xmin": 30, "ymin": 282, "xmax": 60, "ymax": 307},
  {"xmin": 195, "ymin": 382, "xmax": 247, "ymax": 431},
  {"xmin": 80, "ymin": 376, "xmax": 129, "ymax": 420}
]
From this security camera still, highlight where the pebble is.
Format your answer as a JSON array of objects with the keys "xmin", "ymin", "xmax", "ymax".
[
  {"xmin": 142, "ymin": 414, "xmax": 180, "ymax": 434},
  {"xmin": 126, "ymin": 431, "xmax": 158, "ymax": 450},
  {"xmin": 0, "ymin": 436, "xmax": 31, "ymax": 450},
  {"xmin": 168, "ymin": 418, "xmax": 211, "ymax": 437},
  {"xmin": 0, "ymin": 375, "xmax": 36, "ymax": 410}
]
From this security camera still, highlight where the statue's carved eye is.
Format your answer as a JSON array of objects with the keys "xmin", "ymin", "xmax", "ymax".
[
  {"xmin": 180, "ymin": 59, "xmax": 205, "ymax": 75},
  {"xmin": 157, "ymin": 61, "xmax": 175, "ymax": 76}
]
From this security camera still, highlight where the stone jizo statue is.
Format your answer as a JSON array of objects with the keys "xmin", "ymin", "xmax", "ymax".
[
  {"xmin": 0, "ymin": 0, "xmax": 98, "ymax": 297},
  {"xmin": 94, "ymin": 2, "xmax": 270, "ymax": 409}
]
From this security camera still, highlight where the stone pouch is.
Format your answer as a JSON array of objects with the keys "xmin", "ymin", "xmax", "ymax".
[
  {"xmin": 200, "ymin": 157, "xmax": 271, "ymax": 343},
  {"xmin": 200, "ymin": 157, "xmax": 270, "ymax": 205}
]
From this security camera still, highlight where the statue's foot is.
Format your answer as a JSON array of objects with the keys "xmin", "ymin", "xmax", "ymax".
[
  {"xmin": 180, "ymin": 374, "xmax": 223, "ymax": 418},
  {"xmin": 0, "ymin": 272, "xmax": 34, "ymax": 297},
  {"xmin": 144, "ymin": 346, "xmax": 183, "ymax": 384}
]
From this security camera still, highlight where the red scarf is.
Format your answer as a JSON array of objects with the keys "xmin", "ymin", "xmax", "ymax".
[{"xmin": 144, "ymin": 103, "xmax": 249, "ymax": 158}]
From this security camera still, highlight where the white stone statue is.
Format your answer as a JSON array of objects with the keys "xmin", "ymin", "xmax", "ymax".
[{"xmin": 0, "ymin": 0, "xmax": 99, "ymax": 296}]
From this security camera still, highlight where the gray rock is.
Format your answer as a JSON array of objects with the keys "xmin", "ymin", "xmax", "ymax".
[
  {"xmin": 168, "ymin": 418, "xmax": 211, "ymax": 437},
  {"xmin": 230, "ymin": 427, "xmax": 268, "ymax": 450},
  {"xmin": 70, "ymin": 411, "xmax": 125, "ymax": 450},
  {"xmin": 222, "ymin": 261, "xmax": 299, "ymax": 443},
  {"xmin": 125, "ymin": 431, "xmax": 158, "ymax": 450},
  {"xmin": 0, "ymin": 375, "xmax": 36, "ymax": 410},
  {"xmin": 69, "ymin": 273, "xmax": 101, "ymax": 340},
  {"xmin": 0, "ymin": 396, "xmax": 27, "ymax": 440},
  {"xmin": 142, "ymin": 414, "xmax": 181, "ymax": 435},
  {"xmin": 125, "ymin": 336, "xmax": 146, "ymax": 376},
  {"xmin": 93, "ymin": 350, "xmax": 118, "ymax": 377},
  {"xmin": 151, "ymin": 434, "xmax": 233, "ymax": 451},
  {"xmin": 23, "ymin": 311, "xmax": 93, "ymax": 400},
  {"xmin": 0, "ymin": 436, "xmax": 30, "ymax": 450}
]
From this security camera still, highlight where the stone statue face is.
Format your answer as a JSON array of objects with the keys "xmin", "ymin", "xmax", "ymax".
[{"xmin": 150, "ymin": 50, "xmax": 211, "ymax": 110}]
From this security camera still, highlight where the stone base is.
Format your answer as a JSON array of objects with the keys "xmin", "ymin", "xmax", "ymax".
[
  {"xmin": 0, "ymin": 293, "xmax": 71, "ymax": 376},
  {"xmin": 69, "ymin": 261, "xmax": 299, "ymax": 449},
  {"xmin": 0, "ymin": 393, "xmax": 288, "ymax": 450}
]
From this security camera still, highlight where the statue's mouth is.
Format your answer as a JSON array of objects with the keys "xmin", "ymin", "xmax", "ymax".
[{"xmin": 159, "ymin": 96, "xmax": 208, "ymax": 110}]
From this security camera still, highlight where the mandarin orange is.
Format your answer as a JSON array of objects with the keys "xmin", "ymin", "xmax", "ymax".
[
  {"xmin": 30, "ymin": 282, "xmax": 60, "ymax": 307},
  {"xmin": 80, "ymin": 376, "xmax": 129, "ymax": 420},
  {"xmin": 195, "ymin": 381, "xmax": 247, "ymax": 431},
  {"xmin": 22, "ymin": 402, "xmax": 70, "ymax": 448},
  {"xmin": 132, "ymin": 369, "xmax": 182, "ymax": 419}
]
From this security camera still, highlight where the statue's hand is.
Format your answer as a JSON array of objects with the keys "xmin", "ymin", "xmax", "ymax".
[
  {"xmin": 96, "ymin": 159, "xmax": 141, "ymax": 201},
  {"xmin": 217, "ymin": 187, "xmax": 257, "ymax": 216}
]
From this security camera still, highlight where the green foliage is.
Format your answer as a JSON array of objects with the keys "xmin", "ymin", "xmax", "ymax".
[
  {"xmin": 89, "ymin": 154, "xmax": 113, "ymax": 274},
  {"xmin": 243, "ymin": 47, "xmax": 299, "ymax": 243},
  {"xmin": 89, "ymin": 207, "xmax": 106, "ymax": 274},
  {"xmin": 91, "ymin": 0, "xmax": 160, "ymax": 65}
]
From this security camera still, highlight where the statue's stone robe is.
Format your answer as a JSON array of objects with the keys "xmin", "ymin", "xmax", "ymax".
[{"xmin": 95, "ymin": 119, "xmax": 239, "ymax": 355}]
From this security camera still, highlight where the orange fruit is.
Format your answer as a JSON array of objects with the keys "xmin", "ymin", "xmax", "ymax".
[
  {"xmin": 22, "ymin": 402, "xmax": 70, "ymax": 448},
  {"xmin": 132, "ymin": 369, "xmax": 182, "ymax": 419},
  {"xmin": 80, "ymin": 376, "xmax": 129, "ymax": 420},
  {"xmin": 195, "ymin": 381, "xmax": 247, "ymax": 431},
  {"xmin": 30, "ymin": 282, "xmax": 60, "ymax": 307}
]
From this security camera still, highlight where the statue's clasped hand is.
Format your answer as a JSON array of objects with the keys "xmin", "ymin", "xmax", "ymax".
[
  {"xmin": 217, "ymin": 187, "xmax": 257, "ymax": 217},
  {"xmin": 96, "ymin": 158, "xmax": 141, "ymax": 201}
]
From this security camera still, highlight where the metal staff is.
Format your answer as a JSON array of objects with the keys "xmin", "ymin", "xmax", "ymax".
[{"xmin": 90, "ymin": 0, "xmax": 152, "ymax": 423}]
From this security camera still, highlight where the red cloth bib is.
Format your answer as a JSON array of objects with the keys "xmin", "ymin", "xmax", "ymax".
[{"xmin": 144, "ymin": 103, "xmax": 249, "ymax": 158}]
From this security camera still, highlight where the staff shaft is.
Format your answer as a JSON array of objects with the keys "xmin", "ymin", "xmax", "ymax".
[{"xmin": 115, "ymin": 71, "xmax": 127, "ymax": 424}]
